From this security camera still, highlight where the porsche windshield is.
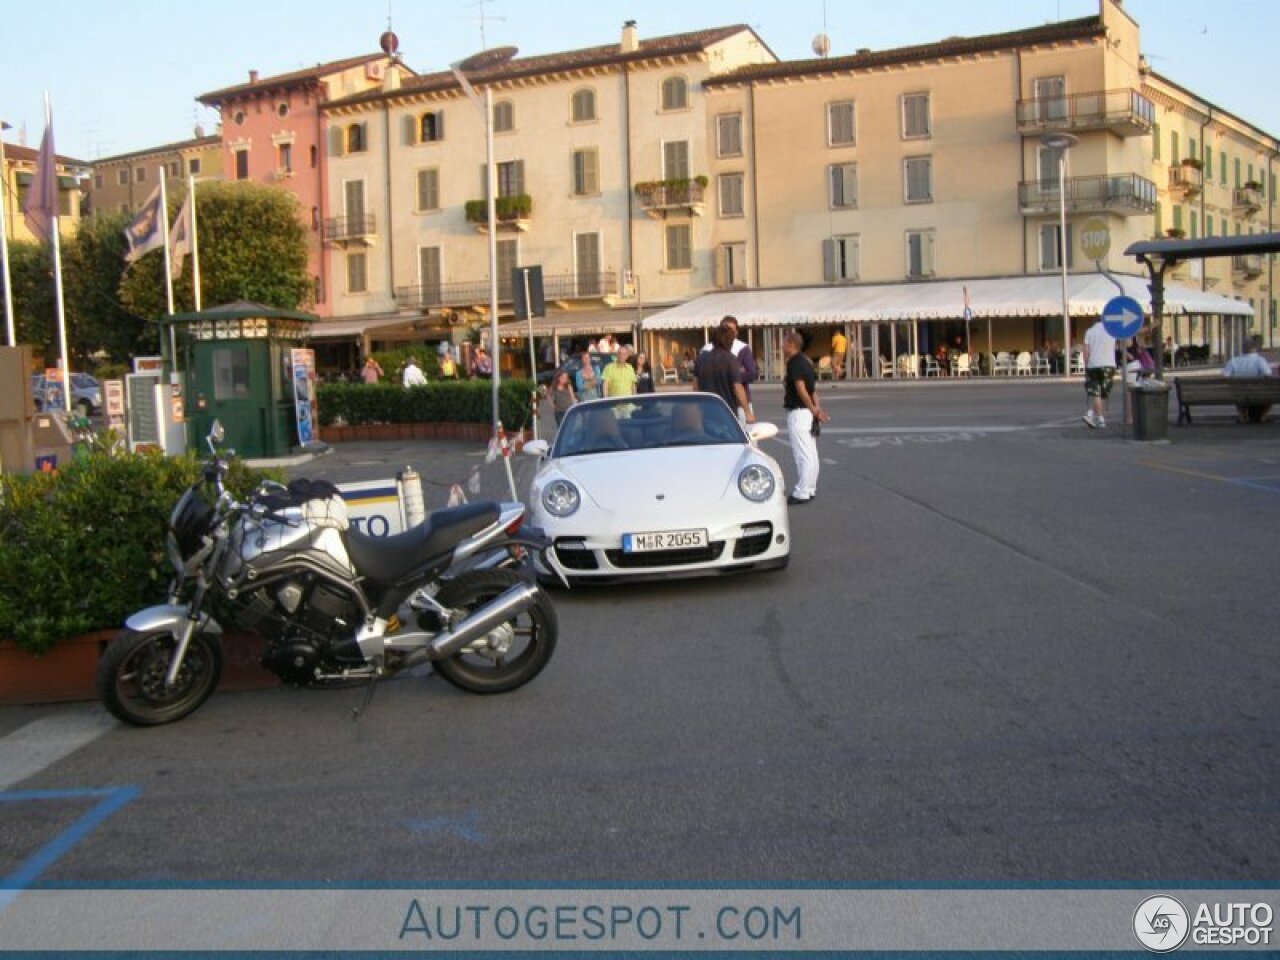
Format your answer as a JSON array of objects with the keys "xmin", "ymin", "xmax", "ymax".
[{"xmin": 552, "ymin": 395, "xmax": 748, "ymax": 458}]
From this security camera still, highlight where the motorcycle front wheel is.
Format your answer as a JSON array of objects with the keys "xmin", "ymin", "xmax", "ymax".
[
  {"xmin": 431, "ymin": 569, "xmax": 557, "ymax": 694},
  {"xmin": 97, "ymin": 629, "xmax": 223, "ymax": 726}
]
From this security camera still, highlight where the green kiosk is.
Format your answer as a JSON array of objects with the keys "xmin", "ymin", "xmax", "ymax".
[{"xmin": 165, "ymin": 301, "xmax": 317, "ymax": 459}]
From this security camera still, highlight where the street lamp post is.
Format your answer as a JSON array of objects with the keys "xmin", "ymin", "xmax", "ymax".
[
  {"xmin": 0, "ymin": 120, "xmax": 16, "ymax": 346},
  {"xmin": 1042, "ymin": 132, "xmax": 1079, "ymax": 375}
]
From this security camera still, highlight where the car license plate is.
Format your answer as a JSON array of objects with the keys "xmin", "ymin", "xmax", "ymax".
[{"xmin": 622, "ymin": 529, "xmax": 709, "ymax": 553}]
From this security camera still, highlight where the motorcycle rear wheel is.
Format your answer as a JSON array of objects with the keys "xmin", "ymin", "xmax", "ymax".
[
  {"xmin": 431, "ymin": 570, "xmax": 557, "ymax": 694},
  {"xmin": 97, "ymin": 629, "xmax": 223, "ymax": 726}
]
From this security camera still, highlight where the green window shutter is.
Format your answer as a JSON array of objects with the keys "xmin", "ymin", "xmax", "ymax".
[
  {"xmin": 1189, "ymin": 137, "xmax": 1197, "ymax": 162},
  {"xmin": 1220, "ymin": 150, "xmax": 1228, "ymax": 184},
  {"xmin": 1170, "ymin": 131, "xmax": 1179, "ymax": 163},
  {"xmin": 1204, "ymin": 146, "xmax": 1212, "ymax": 180},
  {"xmin": 1235, "ymin": 157, "xmax": 1241, "ymax": 188},
  {"xmin": 1206, "ymin": 215, "xmax": 1213, "ymax": 237},
  {"xmin": 1152, "ymin": 123, "xmax": 1161, "ymax": 160},
  {"xmin": 1154, "ymin": 202, "xmax": 1162, "ymax": 236},
  {"xmin": 1173, "ymin": 205, "xmax": 1183, "ymax": 230}
]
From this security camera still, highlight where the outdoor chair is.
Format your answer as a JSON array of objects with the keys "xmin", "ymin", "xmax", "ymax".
[
  {"xmin": 993, "ymin": 352, "xmax": 1013, "ymax": 375},
  {"xmin": 878, "ymin": 356, "xmax": 895, "ymax": 378},
  {"xmin": 1015, "ymin": 352, "xmax": 1032, "ymax": 376},
  {"xmin": 659, "ymin": 358, "xmax": 679, "ymax": 384},
  {"xmin": 1032, "ymin": 352, "xmax": 1051, "ymax": 375},
  {"xmin": 953, "ymin": 353, "xmax": 973, "ymax": 377},
  {"xmin": 1069, "ymin": 351, "xmax": 1085, "ymax": 375},
  {"xmin": 817, "ymin": 356, "xmax": 835, "ymax": 381},
  {"xmin": 924, "ymin": 356, "xmax": 943, "ymax": 377}
]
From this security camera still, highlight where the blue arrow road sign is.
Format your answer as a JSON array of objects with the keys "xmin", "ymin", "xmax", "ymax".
[{"xmin": 1101, "ymin": 295, "xmax": 1144, "ymax": 340}]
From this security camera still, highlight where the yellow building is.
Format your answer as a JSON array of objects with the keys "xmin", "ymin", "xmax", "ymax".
[
  {"xmin": 1, "ymin": 140, "xmax": 87, "ymax": 244},
  {"xmin": 88, "ymin": 133, "xmax": 224, "ymax": 217}
]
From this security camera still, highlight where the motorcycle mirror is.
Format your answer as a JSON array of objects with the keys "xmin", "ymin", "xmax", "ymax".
[
  {"xmin": 210, "ymin": 420, "xmax": 225, "ymax": 444},
  {"xmin": 522, "ymin": 439, "xmax": 550, "ymax": 458}
]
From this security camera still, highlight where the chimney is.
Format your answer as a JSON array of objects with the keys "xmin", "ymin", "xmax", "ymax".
[
  {"xmin": 249, "ymin": 69, "xmax": 259, "ymax": 83},
  {"xmin": 621, "ymin": 20, "xmax": 639, "ymax": 54},
  {"xmin": 383, "ymin": 62, "xmax": 401, "ymax": 92}
]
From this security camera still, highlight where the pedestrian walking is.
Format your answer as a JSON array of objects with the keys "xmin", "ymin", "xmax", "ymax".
[
  {"xmin": 550, "ymin": 370, "xmax": 577, "ymax": 427},
  {"xmin": 782, "ymin": 330, "xmax": 829, "ymax": 505},
  {"xmin": 402, "ymin": 357, "xmax": 427, "ymax": 388},
  {"xmin": 1081, "ymin": 316, "xmax": 1117, "ymax": 429},
  {"xmin": 693, "ymin": 322, "xmax": 754, "ymax": 422},
  {"xmin": 603, "ymin": 345, "xmax": 638, "ymax": 397},
  {"xmin": 575, "ymin": 350, "xmax": 602, "ymax": 400},
  {"xmin": 361, "ymin": 356, "xmax": 384, "ymax": 384},
  {"xmin": 830, "ymin": 328, "xmax": 848, "ymax": 380},
  {"xmin": 634, "ymin": 352, "xmax": 655, "ymax": 394},
  {"xmin": 474, "ymin": 347, "xmax": 493, "ymax": 377}
]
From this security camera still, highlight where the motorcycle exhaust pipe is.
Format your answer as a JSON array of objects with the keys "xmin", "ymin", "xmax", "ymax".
[{"xmin": 426, "ymin": 582, "xmax": 540, "ymax": 661}]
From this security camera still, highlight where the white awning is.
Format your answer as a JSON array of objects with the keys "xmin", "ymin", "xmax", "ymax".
[
  {"xmin": 306, "ymin": 316, "xmax": 418, "ymax": 340},
  {"xmin": 641, "ymin": 274, "xmax": 1254, "ymax": 331}
]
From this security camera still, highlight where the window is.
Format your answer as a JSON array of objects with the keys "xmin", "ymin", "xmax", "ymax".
[
  {"xmin": 135, "ymin": 167, "xmax": 146, "ymax": 183},
  {"xmin": 416, "ymin": 168, "xmax": 440, "ymax": 211},
  {"xmin": 277, "ymin": 102, "xmax": 290, "ymax": 118},
  {"xmin": 1190, "ymin": 210, "xmax": 1199, "ymax": 239},
  {"xmin": 575, "ymin": 232, "xmax": 602, "ymax": 295},
  {"xmin": 828, "ymin": 163, "xmax": 857, "ymax": 209},
  {"xmin": 1038, "ymin": 223, "xmax": 1073, "ymax": 270},
  {"xmin": 661, "ymin": 76, "xmax": 688, "ymax": 111},
  {"xmin": 1038, "ymin": 145, "xmax": 1064, "ymax": 184},
  {"xmin": 496, "ymin": 159, "xmax": 524, "ymax": 198},
  {"xmin": 189, "ymin": 157, "xmax": 202, "ymax": 175},
  {"xmin": 346, "ymin": 252, "xmax": 368, "ymax": 294},
  {"xmin": 493, "ymin": 100, "xmax": 514, "ymax": 133},
  {"xmin": 93, "ymin": 173, "xmax": 103, "ymax": 190},
  {"xmin": 901, "ymin": 92, "xmax": 931, "ymax": 139},
  {"xmin": 420, "ymin": 111, "xmax": 444, "ymax": 143},
  {"xmin": 232, "ymin": 110, "xmax": 245, "ymax": 126},
  {"xmin": 572, "ymin": 149, "xmax": 599, "ymax": 196},
  {"xmin": 344, "ymin": 180, "xmax": 366, "ymax": 224},
  {"xmin": 496, "ymin": 238, "xmax": 518, "ymax": 300},
  {"xmin": 904, "ymin": 156, "xmax": 933, "ymax": 203},
  {"xmin": 1204, "ymin": 144, "xmax": 1213, "ymax": 180},
  {"xmin": 1170, "ymin": 131, "xmax": 1179, "ymax": 165},
  {"xmin": 1154, "ymin": 202, "xmax": 1162, "ymax": 236},
  {"xmin": 347, "ymin": 123, "xmax": 366, "ymax": 153},
  {"xmin": 309, "ymin": 145, "xmax": 317, "ymax": 168},
  {"xmin": 168, "ymin": 161, "xmax": 180, "ymax": 178},
  {"xmin": 278, "ymin": 142, "xmax": 293, "ymax": 174},
  {"xmin": 1173, "ymin": 205, "xmax": 1183, "ymax": 231},
  {"xmin": 1189, "ymin": 137, "xmax": 1197, "ymax": 164},
  {"xmin": 717, "ymin": 113, "xmax": 743, "ymax": 157},
  {"xmin": 418, "ymin": 246, "xmax": 442, "ymax": 304},
  {"xmin": 905, "ymin": 229, "xmax": 935, "ymax": 278},
  {"xmin": 663, "ymin": 140, "xmax": 690, "ymax": 180},
  {"xmin": 1033, "ymin": 76, "xmax": 1066, "ymax": 122},
  {"xmin": 212, "ymin": 346, "xmax": 251, "ymax": 400},
  {"xmin": 822, "ymin": 235, "xmax": 859, "ymax": 282},
  {"xmin": 717, "ymin": 242, "xmax": 747, "ymax": 288},
  {"xmin": 571, "ymin": 88, "xmax": 597, "ymax": 123},
  {"xmin": 827, "ymin": 101, "xmax": 855, "ymax": 147},
  {"xmin": 1206, "ymin": 215, "xmax": 1215, "ymax": 237},
  {"xmin": 718, "ymin": 173, "xmax": 744, "ymax": 217},
  {"xmin": 1235, "ymin": 157, "xmax": 1242, "ymax": 188},
  {"xmin": 234, "ymin": 149, "xmax": 249, "ymax": 180},
  {"xmin": 116, "ymin": 169, "xmax": 128, "ymax": 186},
  {"xmin": 665, "ymin": 223, "xmax": 692, "ymax": 271}
]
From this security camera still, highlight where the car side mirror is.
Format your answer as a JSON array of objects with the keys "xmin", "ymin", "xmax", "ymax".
[
  {"xmin": 748, "ymin": 422, "xmax": 778, "ymax": 443},
  {"xmin": 522, "ymin": 439, "xmax": 550, "ymax": 458}
]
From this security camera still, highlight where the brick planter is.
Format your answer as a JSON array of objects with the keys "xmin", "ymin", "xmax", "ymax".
[{"xmin": 0, "ymin": 629, "xmax": 278, "ymax": 706}]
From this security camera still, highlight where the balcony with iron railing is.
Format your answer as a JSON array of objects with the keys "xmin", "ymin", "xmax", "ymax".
[
  {"xmin": 1019, "ymin": 173, "xmax": 1157, "ymax": 216},
  {"xmin": 1232, "ymin": 254, "xmax": 1264, "ymax": 279},
  {"xmin": 464, "ymin": 194, "xmax": 532, "ymax": 233},
  {"xmin": 322, "ymin": 213, "xmax": 377, "ymax": 245},
  {"xmin": 1233, "ymin": 185, "xmax": 1263, "ymax": 215},
  {"xmin": 1168, "ymin": 161, "xmax": 1203, "ymax": 197},
  {"xmin": 395, "ymin": 271, "xmax": 619, "ymax": 311},
  {"xmin": 634, "ymin": 178, "xmax": 707, "ymax": 219},
  {"xmin": 1016, "ymin": 88, "xmax": 1155, "ymax": 137}
]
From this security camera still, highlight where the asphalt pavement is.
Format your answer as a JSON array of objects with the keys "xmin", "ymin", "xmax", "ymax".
[{"xmin": 2, "ymin": 378, "xmax": 1277, "ymax": 884}]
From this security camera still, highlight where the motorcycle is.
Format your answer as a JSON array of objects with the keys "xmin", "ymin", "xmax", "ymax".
[{"xmin": 97, "ymin": 422, "xmax": 564, "ymax": 726}]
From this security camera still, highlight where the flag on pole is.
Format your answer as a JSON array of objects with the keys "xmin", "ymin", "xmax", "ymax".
[
  {"xmin": 169, "ymin": 189, "xmax": 192, "ymax": 274},
  {"xmin": 20, "ymin": 122, "xmax": 58, "ymax": 240},
  {"xmin": 123, "ymin": 185, "xmax": 164, "ymax": 263}
]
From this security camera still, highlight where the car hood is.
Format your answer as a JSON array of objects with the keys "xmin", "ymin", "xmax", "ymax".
[{"xmin": 550, "ymin": 445, "xmax": 756, "ymax": 512}]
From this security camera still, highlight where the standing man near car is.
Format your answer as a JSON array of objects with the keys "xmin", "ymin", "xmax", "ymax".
[
  {"xmin": 782, "ymin": 330, "xmax": 829, "ymax": 505},
  {"xmin": 602, "ymin": 345, "xmax": 638, "ymax": 397},
  {"xmin": 694, "ymin": 322, "xmax": 754, "ymax": 423},
  {"xmin": 697, "ymin": 315, "xmax": 757, "ymax": 418}
]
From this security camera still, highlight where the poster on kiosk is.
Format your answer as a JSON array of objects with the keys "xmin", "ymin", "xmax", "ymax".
[{"xmin": 289, "ymin": 348, "xmax": 318, "ymax": 448}]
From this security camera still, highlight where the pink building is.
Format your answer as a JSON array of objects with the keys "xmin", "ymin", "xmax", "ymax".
[{"xmin": 198, "ymin": 53, "xmax": 398, "ymax": 315}]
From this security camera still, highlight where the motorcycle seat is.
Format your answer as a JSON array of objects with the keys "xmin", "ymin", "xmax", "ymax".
[{"xmin": 344, "ymin": 500, "xmax": 501, "ymax": 585}]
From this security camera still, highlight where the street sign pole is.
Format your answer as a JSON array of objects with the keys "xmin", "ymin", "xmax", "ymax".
[
  {"xmin": 521, "ymin": 267, "xmax": 539, "ymax": 442},
  {"xmin": 1101, "ymin": 295, "xmax": 1145, "ymax": 438}
]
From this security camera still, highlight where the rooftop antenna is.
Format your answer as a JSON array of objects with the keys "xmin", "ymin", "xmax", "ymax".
[{"xmin": 464, "ymin": 0, "xmax": 504, "ymax": 50}]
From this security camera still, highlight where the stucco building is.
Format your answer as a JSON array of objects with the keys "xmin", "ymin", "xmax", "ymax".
[
  {"xmin": 88, "ymin": 133, "xmax": 223, "ymax": 218},
  {"xmin": 1, "ymin": 141, "xmax": 87, "ymax": 244}
]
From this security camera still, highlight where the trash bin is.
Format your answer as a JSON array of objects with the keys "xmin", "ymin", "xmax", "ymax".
[{"xmin": 1129, "ymin": 380, "xmax": 1170, "ymax": 443}]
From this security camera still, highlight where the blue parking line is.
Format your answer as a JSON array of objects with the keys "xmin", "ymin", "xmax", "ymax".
[{"xmin": 0, "ymin": 785, "xmax": 140, "ymax": 911}]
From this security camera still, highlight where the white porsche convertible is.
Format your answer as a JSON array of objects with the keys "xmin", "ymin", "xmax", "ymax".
[{"xmin": 522, "ymin": 393, "xmax": 790, "ymax": 584}]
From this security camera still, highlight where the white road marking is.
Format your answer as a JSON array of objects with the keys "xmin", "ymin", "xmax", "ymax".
[{"xmin": 0, "ymin": 710, "xmax": 115, "ymax": 791}]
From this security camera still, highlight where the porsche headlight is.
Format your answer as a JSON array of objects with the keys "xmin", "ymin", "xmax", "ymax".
[
  {"xmin": 541, "ymin": 479, "xmax": 581, "ymax": 517},
  {"xmin": 738, "ymin": 464, "xmax": 775, "ymax": 502}
]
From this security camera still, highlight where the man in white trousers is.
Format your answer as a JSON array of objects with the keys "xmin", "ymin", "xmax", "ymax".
[{"xmin": 782, "ymin": 330, "xmax": 830, "ymax": 505}]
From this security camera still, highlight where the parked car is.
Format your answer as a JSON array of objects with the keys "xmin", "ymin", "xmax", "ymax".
[
  {"xmin": 522, "ymin": 393, "xmax": 790, "ymax": 584},
  {"xmin": 31, "ymin": 373, "xmax": 102, "ymax": 417}
]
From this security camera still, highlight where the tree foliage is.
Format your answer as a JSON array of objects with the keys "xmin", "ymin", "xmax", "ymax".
[
  {"xmin": 62, "ymin": 212, "xmax": 152, "ymax": 363},
  {"xmin": 119, "ymin": 180, "xmax": 312, "ymax": 321}
]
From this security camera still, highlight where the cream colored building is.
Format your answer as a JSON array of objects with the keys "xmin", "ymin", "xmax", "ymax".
[
  {"xmin": 88, "ymin": 134, "xmax": 224, "ymax": 218},
  {"xmin": 316, "ymin": 23, "xmax": 775, "ymax": 360},
  {"xmin": 1, "ymin": 141, "xmax": 86, "ymax": 243}
]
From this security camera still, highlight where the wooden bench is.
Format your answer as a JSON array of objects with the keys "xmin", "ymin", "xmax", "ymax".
[{"xmin": 1174, "ymin": 377, "xmax": 1280, "ymax": 424}]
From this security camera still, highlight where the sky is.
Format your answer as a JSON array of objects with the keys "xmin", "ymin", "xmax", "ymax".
[{"xmin": 1, "ymin": 0, "xmax": 1277, "ymax": 162}]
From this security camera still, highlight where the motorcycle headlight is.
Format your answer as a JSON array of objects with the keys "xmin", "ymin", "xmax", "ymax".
[
  {"xmin": 541, "ymin": 479, "xmax": 581, "ymax": 517},
  {"xmin": 738, "ymin": 464, "xmax": 776, "ymax": 503}
]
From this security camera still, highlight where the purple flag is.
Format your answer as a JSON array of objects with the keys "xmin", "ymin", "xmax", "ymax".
[{"xmin": 22, "ymin": 123, "xmax": 58, "ymax": 241}]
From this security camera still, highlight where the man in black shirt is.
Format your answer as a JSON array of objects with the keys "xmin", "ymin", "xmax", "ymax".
[
  {"xmin": 782, "ymin": 330, "xmax": 829, "ymax": 505},
  {"xmin": 693, "ymin": 322, "xmax": 754, "ymax": 422}
]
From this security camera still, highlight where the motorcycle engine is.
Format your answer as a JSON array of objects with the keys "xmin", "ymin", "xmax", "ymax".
[{"xmin": 235, "ymin": 576, "xmax": 362, "ymax": 684}]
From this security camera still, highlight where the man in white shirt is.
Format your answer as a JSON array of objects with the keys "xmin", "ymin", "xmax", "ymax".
[
  {"xmin": 402, "ymin": 357, "xmax": 427, "ymax": 388},
  {"xmin": 696, "ymin": 315, "xmax": 758, "ymax": 419},
  {"xmin": 1223, "ymin": 336, "xmax": 1274, "ymax": 423},
  {"xmin": 1081, "ymin": 317, "xmax": 1117, "ymax": 429}
]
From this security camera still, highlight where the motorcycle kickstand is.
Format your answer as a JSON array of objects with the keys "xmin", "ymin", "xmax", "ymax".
[{"xmin": 351, "ymin": 666, "xmax": 381, "ymax": 721}]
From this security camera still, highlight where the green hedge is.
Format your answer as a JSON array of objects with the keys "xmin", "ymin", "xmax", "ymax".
[
  {"xmin": 0, "ymin": 446, "xmax": 278, "ymax": 654},
  {"xmin": 317, "ymin": 379, "xmax": 534, "ymax": 430}
]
